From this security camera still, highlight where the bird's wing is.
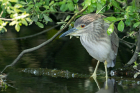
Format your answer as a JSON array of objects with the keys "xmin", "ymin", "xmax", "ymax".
[
  {"xmin": 103, "ymin": 20, "xmax": 119, "ymax": 55},
  {"xmin": 111, "ymin": 26, "xmax": 119, "ymax": 55}
]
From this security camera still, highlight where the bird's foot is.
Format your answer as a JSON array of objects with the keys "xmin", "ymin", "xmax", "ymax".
[{"xmin": 90, "ymin": 73, "xmax": 97, "ymax": 79}]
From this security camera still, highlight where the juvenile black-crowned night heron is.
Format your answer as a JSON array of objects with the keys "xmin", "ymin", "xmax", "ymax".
[{"xmin": 60, "ymin": 14, "xmax": 119, "ymax": 78}]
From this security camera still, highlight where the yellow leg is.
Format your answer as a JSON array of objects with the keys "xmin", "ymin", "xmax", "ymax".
[
  {"xmin": 104, "ymin": 60, "xmax": 108, "ymax": 89},
  {"xmin": 90, "ymin": 60, "xmax": 100, "ymax": 79}
]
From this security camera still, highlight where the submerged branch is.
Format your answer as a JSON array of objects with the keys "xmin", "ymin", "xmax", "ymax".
[{"xmin": 1, "ymin": 6, "xmax": 88, "ymax": 73}]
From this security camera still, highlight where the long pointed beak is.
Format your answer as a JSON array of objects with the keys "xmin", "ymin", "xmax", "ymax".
[{"xmin": 59, "ymin": 28, "xmax": 77, "ymax": 38}]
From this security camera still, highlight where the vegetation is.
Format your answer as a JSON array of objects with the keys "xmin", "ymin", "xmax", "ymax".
[{"xmin": 0, "ymin": 0, "xmax": 140, "ymax": 73}]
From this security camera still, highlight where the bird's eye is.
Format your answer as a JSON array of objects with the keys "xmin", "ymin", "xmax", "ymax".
[{"xmin": 80, "ymin": 25, "xmax": 85, "ymax": 28}]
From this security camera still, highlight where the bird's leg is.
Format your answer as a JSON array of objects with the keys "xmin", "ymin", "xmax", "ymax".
[
  {"xmin": 104, "ymin": 60, "xmax": 108, "ymax": 89},
  {"xmin": 90, "ymin": 60, "xmax": 100, "ymax": 79}
]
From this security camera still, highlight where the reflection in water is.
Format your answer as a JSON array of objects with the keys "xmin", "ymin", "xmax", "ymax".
[
  {"xmin": 1, "ymin": 68, "xmax": 140, "ymax": 92},
  {"xmin": 95, "ymin": 79, "xmax": 115, "ymax": 93}
]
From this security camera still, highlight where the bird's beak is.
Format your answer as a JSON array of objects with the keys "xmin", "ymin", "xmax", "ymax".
[{"xmin": 59, "ymin": 28, "xmax": 78, "ymax": 38}]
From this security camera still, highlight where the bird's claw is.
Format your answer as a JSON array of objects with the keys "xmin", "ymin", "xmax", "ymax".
[{"xmin": 90, "ymin": 73, "xmax": 97, "ymax": 79}]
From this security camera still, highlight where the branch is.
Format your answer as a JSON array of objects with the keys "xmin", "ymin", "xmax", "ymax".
[
  {"xmin": 0, "ymin": 18, "xmax": 14, "ymax": 21},
  {"xmin": 0, "ymin": 24, "xmax": 61, "ymax": 40},
  {"xmin": 126, "ymin": 28, "xmax": 140, "ymax": 66},
  {"xmin": 1, "ymin": 6, "xmax": 88, "ymax": 73},
  {"xmin": 119, "ymin": 38, "xmax": 136, "ymax": 48},
  {"xmin": 0, "ymin": 11, "xmax": 3, "ymax": 17}
]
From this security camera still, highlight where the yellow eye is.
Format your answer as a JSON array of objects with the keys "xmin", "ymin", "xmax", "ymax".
[{"xmin": 81, "ymin": 25, "xmax": 85, "ymax": 28}]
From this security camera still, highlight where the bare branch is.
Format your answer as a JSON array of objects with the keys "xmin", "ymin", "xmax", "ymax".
[
  {"xmin": 126, "ymin": 28, "xmax": 140, "ymax": 65},
  {"xmin": 0, "ymin": 24, "xmax": 61, "ymax": 40},
  {"xmin": 0, "ymin": 18, "xmax": 14, "ymax": 21},
  {"xmin": 119, "ymin": 39, "xmax": 136, "ymax": 48},
  {"xmin": 1, "ymin": 6, "xmax": 88, "ymax": 73}
]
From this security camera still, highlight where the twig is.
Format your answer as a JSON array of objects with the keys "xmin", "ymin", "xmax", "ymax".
[
  {"xmin": 97, "ymin": 5, "xmax": 107, "ymax": 14},
  {"xmin": 0, "ymin": 11, "xmax": 3, "ymax": 17},
  {"xmin": 1, "ymin": 6, "xmax": 88, "ymax": 73},
  {"xmin": 119, "ymin": 38, "xmax": 136, "ymax": 48},
  {"xmin": 0, "ymin": 18, "xmax": 14, "ymax": 21},
  {"xmin": 0, "ymin": 24, "xmax": 61, "ymax": 40}
]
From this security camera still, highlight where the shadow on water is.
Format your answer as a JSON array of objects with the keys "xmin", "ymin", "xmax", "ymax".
[{"xmin": 0, "ymin": 24, "xmax": 140, "ymax": 92}]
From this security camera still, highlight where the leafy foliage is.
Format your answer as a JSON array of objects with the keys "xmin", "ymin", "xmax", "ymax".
[{"xmin": 0, "ymin": 0, "xmax": 140, "ymax": 39}]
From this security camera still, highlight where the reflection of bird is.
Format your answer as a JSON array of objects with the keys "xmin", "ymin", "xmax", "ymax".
[
  {"xmin": 60, "ymin": 14, "xmax": 119, "ymax": 78},
  {"xmin": 96, "ymin": 79, "xmax": 115, "ymax": 93}
]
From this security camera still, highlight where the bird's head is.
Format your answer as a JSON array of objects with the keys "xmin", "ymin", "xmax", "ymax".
[{"xmin": 59, "ymin": 14, "xmax": 104, "ymax": 39}]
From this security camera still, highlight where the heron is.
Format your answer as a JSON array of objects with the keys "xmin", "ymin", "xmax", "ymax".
[{"xmin": 59, "ymin": 14, "xmax": 119, "ymax": 79}]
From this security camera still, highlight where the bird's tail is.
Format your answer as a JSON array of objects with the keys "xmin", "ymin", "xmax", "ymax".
[{"xmin": 107, "ymin": 58, "xmax": 116, "ymax": 68}]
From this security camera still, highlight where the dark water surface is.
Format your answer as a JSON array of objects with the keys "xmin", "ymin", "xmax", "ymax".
[{"xmin": 0, "ymin": 24, "xmax": 140, "ymax": 93}]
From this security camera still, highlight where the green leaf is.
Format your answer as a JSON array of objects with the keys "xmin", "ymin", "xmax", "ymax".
[
  {"xmin": 134, "ymin": 61, "xmax": 138, "ymax": 66},
  {"xmin": 0, "ymin": 20, "xmax": 3, "ymax": 24},
  {"xmin": 107, "ymin": 23, "xmax": 114, "ymax": 35},
  {"xmin": 15, "ymin": 23, "xmax": 20, "ymax": 32},
  {"xmin": 65, "ymin": 15, "xmax": 71, "ymax": 21},
  {"xmin": 36, "ymin": 22, "xmax": 44, "ymax": 28},
  {"xmin": 111, "ymin": 0, "xmax": 123, "ymax": 11},
  {"xmin": 124, "ymin": 13, "xmax": 129, "ymax": 19},
  {"xmin": 91, "ymin": 0, "xmax": 97, "ymax": 3},
  {"xmin": 43, "ymin": 14, "xmax": 52, "ymax": 22},
  {"xmin": 32, "ymin": 15, "xmax": 38, "ymax": 22},
  {"xmin": 9, "ymin": 0, "xmax": 18, "ymax": 2},
  {"xmin": 60, "ymin": 24, "xmax": 65, "ymax": 30},
  {"xmin": 96, "ymin": 2, "xmax": 104, "ymax": 13},
  {"xmin": 49, "ymin": 1, "xmax": 54, "ymax": 6},
  {"xmin": 26, "ymin": 18, "xmax": 32, "ymax": 22},
  {"xmin": 100, "ymin": 0, "xmax": 106, "ymax": 5},
  {"xmin": 2, "ymin": 22, "xmax": 8, "ymax": 26},
  {"xmin": 84, "ymin": 0, "xmax": 91, "ymax": 7},
  {"xmin": 9, "ymin": 21, "xmax": 17, "ymax": 26},
  {"xmin": 45, "ymin": 0, "xmax": 50, "ymax": 5},
  {"xmin": 43, "ymin": 5, "xmax": 49, "ymax": 9},
  {"xmin": 60, "ymin": 4, "xmax": 68, "ymax": 12},
  {"xmin": 104, "ymin": 17, "xmax": 117, "ymax": 22},
  {"xmin": 107, "ymin": 3, "xmax": 112, "ymax": 10},
  {"xmin": 34, "ymin": 0, "xmax": 36, "ymax": 3},
  {"xmin": 133, "ymin": 22, "xmax": 140, "ymax": 28},
  {"xmin": 133, "ymin": 65, "xmax": 137, "ymax": 70},
  {"xmin": 73, "ymin": 0, "xmax": 79, "ymax": 3},
  {"xmin": 118, "ymin": 20, "xmax": 124, "ymax": 32},
  {"xmin": 88, "ymin": 4, "xmax": 95, "ymax": 13},
  {"xmin": 126, "ymin": 6, "xmax": 135, "ymax": 12},
  {"xmin": 14, "ymin": 4, "xmax": 23, "ymax": 8},
  {"xmin": 57, "ymin": 22, "xmax": 67, "ymax": 24},
  {"xmin": 116, "ymin": 18, "xmax": 124, "ymax": 21},
  {"xmin": 68, "ymin": 2, "xmax": 74, "ymax": 11},
  {"xmin": 21, "ymin": 19, "xmax": 28, "ymax": 26},
  {"xmin": 132, "ymin": 0, "xmax": 136, "ymax": 12},
  {"xmin": 20, "ymin": 1, "xmax": 27, "ymax": 4},
  {"xmin": 104, "ymin": 19, "xmax": 111, "ymax": 23},
  {"xmin": 125, "ymin": 19, "xmax": 131, "ymax": 26}
]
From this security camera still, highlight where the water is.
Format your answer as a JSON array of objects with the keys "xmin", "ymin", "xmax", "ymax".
[{"xmin": 0, "ymin": 24, "xmax": 139, "ymax": 93}]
